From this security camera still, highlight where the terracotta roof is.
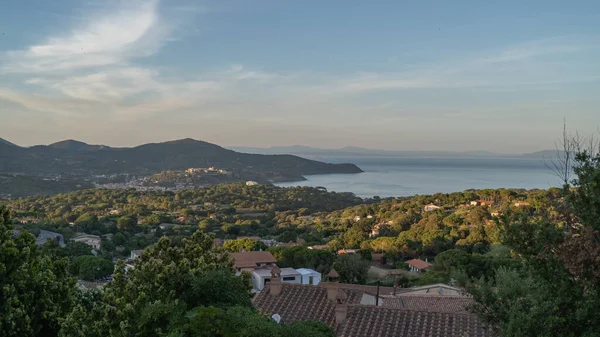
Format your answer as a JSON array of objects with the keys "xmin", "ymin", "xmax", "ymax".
[
  {"xmin": 406, "ymin": 259, "xmax": 431, "ymax": 270},
  {"xmin": 339, "ymin": 305, "xmax": 492, "ymax": 337},
  {"xmin": 394, "ymin": 283, "xmax": 464, "ymax": 296},
  {"xmin": 230, "ymin": 251, "xmax": 277, "ymax": 269},
  {"xmin": 253, "ymin": 283, "xmax": 492, "ymax": 337},
  {"xmin": 324, "ymin": 282, "xmax": 396, "ymax": 296},
  {"xmin": 253, "ymin": 283, "xmax": 336, "ymax": 327},
  {"xmin": 381, "ymin": 296, "xmax": 473, "ymax": 314}
]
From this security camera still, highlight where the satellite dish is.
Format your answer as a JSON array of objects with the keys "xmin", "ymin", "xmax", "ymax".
[{"xmin": 271, "ymin": 314, "xmax": 281, "ymax": 324}]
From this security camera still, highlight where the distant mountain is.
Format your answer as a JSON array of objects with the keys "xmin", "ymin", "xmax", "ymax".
[
  {"xmin": 0, "ymin": 138, "xmax": 18, "ymax": 147},
  {"xmin": 232, "ymin": 145, "xmax": 558, "ymax": 159},
  {"xmin": 521, "ymin": 150, "xmax": 565, "ymax": 159},
  {"xmin": 0, "ymin": 138, "xmax": 362, "ymax": 181},
  {"xmin": 48, "ymin": 139, "xmax": 111, "ymax": 152},
  {"xmin": 232, "ymin": 145, "xmax": 514, "ymax": 158}
]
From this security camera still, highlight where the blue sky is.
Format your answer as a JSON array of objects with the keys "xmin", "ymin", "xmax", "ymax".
[{"xmin": 1, "ymin": 0, "xmax": 599, "ymax": 152}]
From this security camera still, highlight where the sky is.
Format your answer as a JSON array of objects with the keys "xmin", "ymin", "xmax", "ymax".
[{"xmin": 1, "ymin": 0, "xmax": 599, "ymax": 153}]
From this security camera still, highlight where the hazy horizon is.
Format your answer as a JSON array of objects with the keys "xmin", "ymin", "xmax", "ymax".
[
  {"xmin": 1, "ymin": 0, "xmax": 599, "ymax": 152},
  {"xmin": 1, "ymin": 136, "xmax": 562, "ymax": 155}
]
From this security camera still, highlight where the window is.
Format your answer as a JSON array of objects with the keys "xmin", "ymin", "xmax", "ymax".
[{"xmin": 282, "ymin": 276, "xmax": 296, "ymax": 281}]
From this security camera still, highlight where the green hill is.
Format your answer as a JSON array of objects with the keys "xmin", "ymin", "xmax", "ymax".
[{"xmin": 0, "ymin": 138, "xmax": 362, "ymax": 181}]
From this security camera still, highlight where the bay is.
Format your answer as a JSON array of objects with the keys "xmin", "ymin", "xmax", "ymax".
[{"xmin": 276, "ymin": 156, "xmax": 561, "ymax": 198}]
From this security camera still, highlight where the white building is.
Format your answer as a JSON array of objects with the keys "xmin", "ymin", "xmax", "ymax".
[
  {"xmin": 280, "ymin": 268, "xmax": 302, "ymax": 284},
  {"xmin": 251, "ymin": 267, "xmax": 310, "ymax": 291},
  {"xmin": 246, "ymin": 181, "xmax": 259, "ymax": 186},
  {"xmin": 296, "ymin": 268, "xmax": 321, "ymax": 285},
  {"xmin": 72, "ymin": 234, "xmax": 101, "ymax": 249},
  {"xmin": 423, "ymin": 204, "xmax": 441, "ymax": 212},
  {"xmin": 130, "ymin": 249, "xmax": 144, "ymax": 260}
]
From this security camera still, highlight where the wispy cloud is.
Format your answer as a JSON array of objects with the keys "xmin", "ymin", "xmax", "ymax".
[{"xmin": 2, "ymin": 0, "xmax": 164, "ymax": 73}]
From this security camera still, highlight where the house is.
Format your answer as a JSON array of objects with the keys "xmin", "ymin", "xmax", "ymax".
[
  {"xmin": 337, "ymin": 249, "xmax": 358, "ymax": 255},
  {"xmin": 246, "ymin": 181, "xmax": 259, "ymax": 186},
  {"xmin": 366, "ymin": 215, "xmax": 373, "ymax": 219},
  {"xmin": 371, "ymin": 253, "xmax": 384, "ymax": 264},
  {"xmin": 299, "ymin": 215, "xmax": 315, "ymax": 221},
  {"xmin": 308, "ymin": 244, "xmax": 329, "ymax": 250},
  {"xmin": 381, "ymin": 294, "xmax": 472, "ymax": 313},
  {"xmin": 260, "ymin": 239, "xmax": 278, "ymax": 247},
  {"xmin": 77, "ymin": 280, "xmax": 107, "ymax": 290},
  {"xmin": 280, "ymin": 267, "xmax": 302, "ymax": 284},
  {"xmin": 514, "ymin": 201, "xmax": 530, "ymax": 207},
  {"xmin": 296, "ymin": 268, "xmax": 322, "ymax": 285},
  {"xmin": 130, "ymin": 249, "xmax": 144, "ymax": 260},
  {"xmin": 36, "ymin": 230, "xmax": 65, "ymax": 247},
  {"xmin": 109, "ymin": 210, "xmax": 121, "ymax": 215},
  {"xmin": 72, "ymin": 234, "xmax": 102, "ymax": 249},
  {"xmin": 405, "ymin": 259, "xmax": 431, "ymax": 273},
  {"xmin": 176, "ymin": 216, "xmax": 195, "ymax": 223},
  {"xmin": 230, "ymin": 251, "xmax": 277, "ymax": 273},
  {"xmin": 252, "ymin": 272, "xmax": 492, "ymax": 337},
  {"xmin": 490, "ymin": 211, "xmax": 500, "ymax": 217},
  {"xmin": 354, "ymin": 216, "xmax": 361, "ymax": 222},
  {"xmin": 209, "ymin": 214, "xmax": 218, "ymax": 220},
  {"xmin": 369, "ymin": 223, "xmax": 385, "ymax": 237},
  {"xmin": 278, "ymin": 241, "xmax": 298, "ymax": 248},
  {"xmin": 251, "ymin": 266, "xmax": 305, "ymax": 291},
  {"xmin": 159, "ymin": 223, "xmax": 176, "ymax": 230},
  {"xmin": 471, "ymin": 200, "xmax": 495, "ymax": 206},
  {"xmin": 393, "ymin": 283, "xmax": 465, "ymax": 297},
  {"xmin": 423, "ymin": 204, "xmax": 441, "ymax": 212}
]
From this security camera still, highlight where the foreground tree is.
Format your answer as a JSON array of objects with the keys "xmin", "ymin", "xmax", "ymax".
[
  {"xmin": 469, "ymin": 139, "xmax": 600, "ymax": 336},
  {"xmin": 0, "ymin": 206, "xmax": 76, "ymax": 337},
  {"xmin": 60, "ymin": 229, "xmax": 334, "ymax": 336}
]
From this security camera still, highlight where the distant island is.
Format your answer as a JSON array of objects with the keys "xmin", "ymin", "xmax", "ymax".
[
  {"xmin": 232, "ymin": 145, "xmax": 563, "ymax": 159},
  {"xmin": 0, "ymin": 138, "xmax": 362, "ymax": 197}
]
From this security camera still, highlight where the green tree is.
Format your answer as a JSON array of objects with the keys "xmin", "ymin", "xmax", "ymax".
[
  {"xmin": 72, "ymin": 256, "xmax": 114, "ymax": 281},
  {"xmin": 64, "ymin": 242, "xmax": 94, "ymax": 257},
  {"xmin": 222, "ymin": 238, "xmax": 268, "ymax": 253},
  {"xmin": 59, "ymin": 229, "xmax": 335, "ymax": 337},
  {"xmin": 333, "ymin": 253, "xmax": 369, "ymax": 284},
  {"xmin": 469, "ymin": 146, "xmax": 600, "ymax": 336},
  {"xmin": 112, "ymin": 232, "xmax": 126, "ymax": 245},
  {"xmin": 117, "ymin": 216, "xmax": 136, "ymax": 231},
  {"xmin": 0, "ymin": 206, "xmax": 77, "ymax": 337}
]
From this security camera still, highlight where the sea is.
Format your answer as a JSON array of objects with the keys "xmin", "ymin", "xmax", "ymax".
[{"xmin": 275, "ymin": 156, "xmax": 561, "ymax": 198}]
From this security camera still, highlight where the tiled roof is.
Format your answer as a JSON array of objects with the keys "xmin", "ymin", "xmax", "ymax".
[
  {"xmin": 325, "ymin": 282, "xmax": 396, "ymax": 296},
  {"xmin": 381, "ymin": 296, "xmax": 473, "ymax": 314},
  {"xmin": 230, "ymin": 251, "xmax": 277, "ymax": 269},
  {"xmin": 394, "ymin": 283, "xmax": 464, "ymax": 296},
  {"xmin": 36, "ymin": 230, "xmax": 65, "ymax": 247},
  {"xmin": 405, "ymin": 259, "xmax": 431, "ymax": 270},
  {"xmin": 253, "ymin": 283, "xmax": 336, "ymax": 327},
  {"xmin": 253, "ymin": 283, "xmax": 492, "ymax": 337},
  {"xmin": 339, "ymin": 305, "xmax": 492, "ymax": 337}
]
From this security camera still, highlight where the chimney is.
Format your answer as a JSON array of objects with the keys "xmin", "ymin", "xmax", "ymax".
[
  {"xmin": 324, "ymin": 281, "xmax": 339, "ymax": 301},
  {"xmin": 327, "ymin": 268, "xmax": 340, "ymax": 283},
  {"xmin": 270, "ymin": 266, "xmax": 282, "ymax": 296},
  {"xmin": 335, "ymin": 289, "xmax": 348, "ymax": 324}
]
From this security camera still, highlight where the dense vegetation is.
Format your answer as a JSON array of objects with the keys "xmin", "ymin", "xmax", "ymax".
[
  {"xmin": 2, "ymin": 138, "xmax": 599, "ymax": 336},
  {"xmin": 0, "ymin": 207, "xmax": 336, "ymax": 337}
]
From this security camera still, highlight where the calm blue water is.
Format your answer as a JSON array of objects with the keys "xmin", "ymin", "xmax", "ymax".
[{"xmin": 276, "ymin": 156, "xmax": 561, "ymax": 198}]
